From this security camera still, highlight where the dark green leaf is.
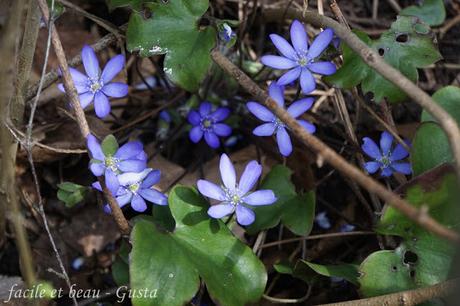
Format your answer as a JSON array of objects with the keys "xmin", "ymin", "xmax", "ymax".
[
  {"xmin": 400, "ymin": 0, "xmax": 446, "ymax": 26},
  {"xmin": 300, "ymin": 261, "xmax": 360, "ymax": 286},
  {"xmin": 112, "ymin": 257, "xmax": 129, "ymax": 286},
  {"xmin": 101, "ymin": 134, "xmax": 118, "ymax": 156},
  {"xmin": 360, "ymin": 165, "xmax": 459, "ymax": 298},
  {"xmin": 421, "ymin": 86, "xmax": 460, "ymax": 124},
  {"xmin": 281, "ymin": 191, "xmax": 315, "ymax": 236},
  {"xmin": 130, "ymin": 186, "xmax": 266, "ymax": 306},
  {"xmin": 326, "ymin": 16, "xmax": 441, "ymax": 103},
  {"xmin": 126, "ymin": 0, "xmax": 216, "ymax": 92},
  {"xmin": 57, "ymin": 182, "xmax": 87, "ymax": 207}
]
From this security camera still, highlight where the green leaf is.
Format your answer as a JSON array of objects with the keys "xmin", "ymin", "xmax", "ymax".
[
  {"xmin": 101, "ymin": 134, "xmax": 118, "ymax": 156},
  {"xmin": 421, "ymin": 86, "xmax": 460, "ymax": 124},
  {"xmin": 359, "ymin": 165, "xmax": 459, "ymax": 298},
  {"xmin": 130, "ymin": 186, "xmax": 266, "ymax": 306},
  {"xmin": 400, "ymin": 0, "xmax": 446, "ymax": 26},
  {"xmin": 126, "ymin": 0, "xmax": 216, "ymax": 92},
  {"xmin": 326, "ymin": 16, "xmax": 441, "ymax": 103},
  {"xmin": 246, "ymin": 165, "xmax": 316, "ymax": 236},
  {"xmin": 47, "ymin": 0, "xmax": 65, "ymax": 18},
  {"xmin": 57, "ymin": 182, "xmax": 87, "ymax": 207},
  {"xmin": 411, "ymin": 122, "xmax": 452, "ymax": 176},
  {"xmin": 300, "ymin": 261, "xmax": 360, "ymax": 286}
]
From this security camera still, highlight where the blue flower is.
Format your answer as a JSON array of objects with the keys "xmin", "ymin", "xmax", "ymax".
[
  {"xmin": 188, "ymin": 102, "xmax": 232, "ymax": 148},
  {"xmin": 362, "ymin": 131, "xmax": 412, "ymax": 177},
  {"xmin": 87, "ymin": 134, "xmax": 147, "ymax": 194},
  {"xmin": 315, "ymin": 211, "xmax": 331, "ymax": 229},
  {"xmin": 197, "ymin": 154, "xmax": 277, "ymax": 226},
  {"xmin": 247, "ymin": 83, "xmax": 316, "ymax": 157},
  {"xmin": 93, "ymin": 168, "xmax": 167, "ymax": 213},
  {"xmin": 58, "ymin": 45, "xmax": 128, "ymax": 118},
  {"xmin": 219, "ymin": 23, "xmax": 236, "ymax": 43},
  {"xmin": 261, "ymin": 20, "xmax": 336, "ymax": 94}
]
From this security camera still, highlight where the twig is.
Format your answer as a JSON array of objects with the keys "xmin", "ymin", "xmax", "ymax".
[
  {"xmin": 263, "ymin": 284, "xmax": 312, "ymax": 304},
  {"xmin": 318, "ymin": 278, "xmax": 458, "ymax": 306},
  {"xmin": 36, "ymin": 0, "xmax": 130, "ymax": 235},
  {"xmin": 211, "ymin": 49, "xmax": 460, "ymax": 242},
  {"xmin": 0, "ymin": 0, "xmax": 37, "ymax": 288},
  {"xmin": 263, "ymin": 7, "xmax": 460, "ymax": 183},
  {"xmin": 260, "ymin": 231, "xmax": 375, "ymax": 249}
]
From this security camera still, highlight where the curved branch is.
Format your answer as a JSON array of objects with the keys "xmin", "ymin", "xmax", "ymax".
[
  {"xmin": 211, "ymin": 50, "xmax": 460, "ymax": 243},
  {"xmin": 263, "ymin": 7, "xmax": 460, "ymax": 181}
]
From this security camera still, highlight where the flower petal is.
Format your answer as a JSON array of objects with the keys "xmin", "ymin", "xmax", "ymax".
[
  {"xmin": 307, "ymin": 28, "xmax": 334, "ymax": 59},
  {"xmin": 268, "ymin": 82, "xmax": 285, "ymax": 107},
  {"xmin": 101, "ymin": 54, "xmax": 125, "ymax": 83},
  {"xmin": 92, "ymin": 181, "xmax": 102, "ymax": 191},
  {"xmin": 381, "ymin": 167, "xmax": 393, "ymax": 177},
  {"xmin": 115, "ymin": 141, "xmax": 144, "ymax": 159},
  {"xmin": 69, "ymin": 67, "xmax": 89, "ymax": 85},
  {"xmin": 380, "ymin": 131, "xmax": 393, "ymax": 156},
  {"xmin": 139, "ymin": 188, "xmax": 168, "ymax": 205},
  {"xmin": 141, "ymin": 170, "xmax": 161, "ymax": 188},
  {"xmin": 300, "ymin": 68, "xmax": 316, "ymax": 94},
  {"xmin": 364, "ymin": 161, "xmax": 380, "ymax": 174},
  {"xmin": 236, "ymin": 205, "xmax": 255, "ymax": 226},
  {"xmin": 197, "ymin": 179, "xmax": 226, "ymax": 201},
  {"xmin": 86, "ymin": 134, "xmax": 104, "ymax": 160},
  {"xmin": 287, "ymin": 98, "xmax": 314, "ymax": 118},
  {"xmin": 117, "ymin": 159, "xmax": 146, "ymax": 172},
  {"xmin": 210, "ymin": 107, "xmax": 230, "ymax": 121},
  {"xmin": 94, "ymin": 92, "xmax": 111, "ymax": 118},
  {"xmin": 187, "ymin": 110, "xmax": 201, "ymax": 125},
  {"xmin": 247, "ymin": 102, "xmax": 275, "ymax": 122},
  {"xmin": 79, "ymin": 92, "xmax": 95, "ymax": 109},
  {"xmin": 131, "ymin": 194, "xmax": 147, "ymax": 212},
  {"xmin": 105, "ymin": 169, "xmax": 120, "ymax": 195},
  {"xmin": 362, "ymin": 137, "xmax": 382, "ymax": 159},
  {"xmin": 297, "ymin": 119, "xmax": 316, "ymax": 134},
  {"xmin": 60, "ymin": 82, "xmax": 88, "ymax": 94},
  {"xmin": 392, "ymin": 162, "xmax": 412, "ymax": 175},
  {"xmin": 81, "ymin": 45, "xmax": 100, "ymax": 79},
  {"xmin": 277, "ymin": 67, "xmax": 302, "ymax": 86},
  {"xmin": 391, "ymin": 143, "xmax": 409, "ymax": 161},
  {"xmin": 269, "ymin": 34, "xmax": 296, "ymax": 60},
  {"xmin": 220, "ymin": 153, "xmax": 236, "ymax": 190},
  {"xmin": 213, "ymin": 123, "xmax": 232, "ymax": 137},
  {"xmin": 189, "ymin": 126, "xmax": 204, "ymax": 143},
  {"xmin": 307, "ymin": 61, "xmax": 336, "ymax": 75},
  {"xmin": 90, "ymin": 162, "xmax": 105, "ymax": 176},
  {"xmin": 290, "ymin": 20, "xmax": 308, "ymax": 53},
  {"xmin": 261, "ymin": 55, "xmax": 297, "ymax": 69},
  {"xmin": 243, "ymin": 190, "xmax": 277, "ymax": 206},
  {"xmin": 102, "ymin": 83, "xmax": 128, "ymax": 98},
  {"xmin": 208, "ymin": 203, "xmax": 234, "ymax": 219},
  {"xmin": 253, "ymin": 122, "xmax": 276, "ymax": 136},
  {"xmin": 276, "ymin": 127, "xmax": 293, "ymax": 156},
  {"xmin": 199, "ymin": 102, "xmax": 212, "ymax": 116},
  {"xmin": 204, "ymin": 131, "xmax": 220, "ymax": 148},
  {"xmin": 238, "ymin": 160, "xmax": 262, "ymax": 195},
  {"xmin": 116, "ymin": 192, "xmax": 133, "ymax": 207},
  {"xmin": 118, "ymin": 168, "xmax": 152, "ymax": 186}
]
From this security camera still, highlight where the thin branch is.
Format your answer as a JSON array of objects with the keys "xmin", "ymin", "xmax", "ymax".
[
  {"xmin": 318, "ymin": 278, "xmax": 458, "ymax": 306},
  {"xmin": 263, "ymin": 7, "xmax": 460, "ymax": 182},
  {"xmin": 211, "ymin": 49, "xmax": 460, "ymax": 243},
  {"xmin": 36, "ymin": 0, "xmax": 130, "ymax": 235}
]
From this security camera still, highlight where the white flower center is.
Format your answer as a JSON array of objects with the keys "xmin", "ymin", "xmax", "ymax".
[
  {"xmin": 104, "ymin": 156, "xmax": 119, "ymax": 172},
  {"xmin": 200, "ymin": 117, "xmax": 214, "ymax": 131},
  {"xmin": 128, "ymin": 183, "xmax": 140, "ymax": 193},
  {"xmin": 379, "ymin": 155, "xmax": 391, "ymax": 168},
  {"xmin": 272, "ymin": 117, "xmax": 286, "ymax": 131},
  {"xmin": 223, "ymin": 187, "xmax": 242, "ymax": 207},
  {"xmin": 88, "ymin": 77, "xmax": 104, "ymax": 94}
]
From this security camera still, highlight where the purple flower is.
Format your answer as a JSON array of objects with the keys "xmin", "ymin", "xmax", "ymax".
[
  {"xmin": 219, "ymin": 23, "xmax": 236, "ymax": 43},
  {"xmin": 94, "ymin": 168, "xmax": 167, "ymax": 213},
  {"xmin": 87, "ymin": 134, "xmax": 147, "ymax": 194},
  {"xmin": 362, "ymin": 131, "xmax": 412, "ymax": 177},
  {"xmin": 247, "ymin": 83, "xmax": 316, "ymax": 157},
  {"xmin": 197, "ymin": 154, "xmax": 277, "ymax": 226},
  {"xmin": 58, "ymin": 45, "xmax": 128, "ymax": 118},
  {"xmin": 188, "ymin": 102, "xmax": 232, "ymax": 148},
  {"xmin": 261, "ymin": 20, "xmax": 336, "ymax": 94}
]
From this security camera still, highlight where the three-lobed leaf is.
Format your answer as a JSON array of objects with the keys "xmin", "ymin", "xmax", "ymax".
[
  {"xmin": 130, "ymin": 186, "xmax": 267, "ymax": 306},
  {"xmin": 400, "ymin": 0, "xmax": 446, "ymax": 26},
  {"xmin": 126, "ymin": 0, "xmax": 216, "ymax": 92},
  {"xmin": 326, "ymin": 16, "xmax": 441, "ymax": 103}
]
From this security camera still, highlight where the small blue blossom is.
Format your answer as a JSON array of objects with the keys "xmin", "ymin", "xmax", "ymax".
[
  {"xmin": 340, "ymin": 223, "xmax": 356, "ymax": 232},
  {"xmin": 87, "ymin": 134, "xmax": 147, "ymax": 195},
  {"xmin": 93, "ymin": 168, "xmax": 168, "ymax": 213},
  {"xmin": 362, "ymin": 131, "xmax": 412, "ymax": 177},
  {"xmin": 188, "ymin": 102, "xmax": 232, "ymax": 148},
  {"xmin": 219, "ymin": 23, "xmax": 236, "ymax": 43},
  {"xmin": 159, "ymin": 110, "xmax": 171, "ymax": 123},
  {"xmin": 197, "ymin": 154, "xmax": 277, "ymax": 226},
  {"xmin": 315, "ymin": 211, "xmax": 331, "ymax": 229},
  {"xmin": 261, "ymin": 20, "xmax": 336, "ymax": 94},
  {"xmin": 247, "ymin": 83, "xmax": 316, "ymax": 156},
  {"xmin": 58, "ymin": 45, "xmax": 128, "ymax": 118}
]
